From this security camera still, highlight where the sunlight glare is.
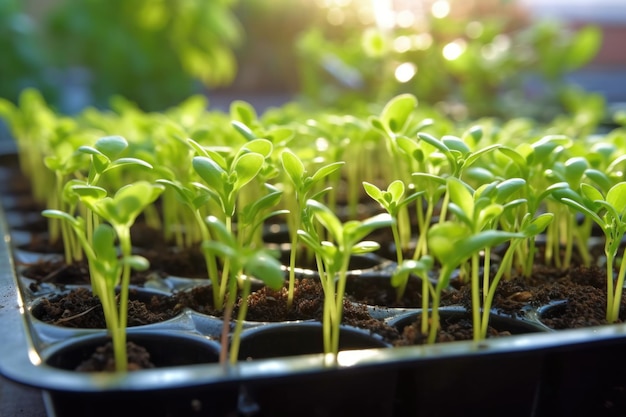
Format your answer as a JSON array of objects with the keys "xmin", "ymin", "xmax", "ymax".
[
  {"xmin": 393, "ymin": 35, "xmax": 412, "ymax": 53},
  {"xmin": 395, "ymin": 62, "xmax": 417, "ymax": 83},
  {"xmin": 431, "ymin": 0, "xmax": 450, "ymax": 19},
  {"xmin": 442, "ymin": 39, "xmax": 467, "ymax": 60}
]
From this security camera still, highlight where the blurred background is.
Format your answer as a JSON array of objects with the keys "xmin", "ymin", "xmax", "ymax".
[{"xmin": 2, "ymin": 0, "xmax": 625, "ymax": 119}]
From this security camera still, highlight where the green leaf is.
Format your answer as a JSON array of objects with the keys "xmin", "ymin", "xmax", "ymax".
[
  {"xmin": 230, "ymin": 100, "xmax": 257, "ymax": 126},
  {"xmin": 428, "ymin": 222, "xmax": 470, "ymax": 263},
  {"xmin": 108, "ymin": 157, "xmax": 153, "ymax": 171},
  {"xmin": 462, "ymin": 125, "xmax": 483, "ymax": 148},
  {"xmin": 307, "ymin": 199, "xmax": 343, "ymax": 244},
  {"xmin": 397, "ymin": 136, "xmax": 422, "ymax": 163},
  {"xmin": 121, "ymin": 255, "xmax": 150, "ymax": 271},
  {"xmin": 241, "ymin": 138, "xmax": 273, "ymax": 158},
  {"xmin": 205, "ymin": 215, "xmax": 237, "ymax": 247},
  {"xmin": 92, "ymin": 224, "xmax": 117, "ymax": 262},
  {"xmin": 193, "ymin": 156, "xmax": 226, "ymax": 191},
  {"xmin": 297, "ymin": 229, "xmax": 324, "ymax": 253},
  {"xmin": 560, "ymin": 198, "xmax": 604, "ymax": 226},
  {"xmin": 463, "ymin": 144, "xmax": 502, "ymax": 170},
  {"xmin": 388, "ymin": 180, "xmax": 405, "ymax": 202},
  {"xmin": 233, "ymin": 152, "xmax": 264, "ymax": 190},
  {"xmin": 580, "ymin": 183, "xmax": 604, "ymax": 204},
  {"xmin": 71, "ymin": 184, "xmax": 108, "ymax": 200},
  {"xmin": 351, "ymin": 241, "xmax": 381, "ymax": 254},
  {"xmin": 310, "ymin": 161, "xmax": 345, "ymax": 184},
  {"xmin": 565, "ymin": 26, "xmax": 602, "ymax": 70},
  {"xmin": 442, "ymin": 136, "xmax": 470, "ymax": 155},
  {"xmin": 94, "ymin": 136, "xmax": 128, "ymax": 160},
  {"xmin": 495, "ymin": 178, "xmax": 526, "ymax": 202},
  {"xmin": 606, "ymin": 182, "xmax": 626, "ymax": 216},
  {"xmin": 105, "ymin": 182, "xmax": 164, "ymax": 226},
  {"xmin": 362, "ymin": 181, "xmax": 383, "ymax": 202},
  {"xmin": 447, "ymin": 177, "xmax": 474, "ymax": 221},
  {"xmin": 41, "ymin": 209, "xmax": 81, "ymax": 227},
  {"xmin": 564, "ymin": 157, "xmax": 588, "ymax": 186},
  {"xmin": 380, "ymin": 94, "xmax": 417, "ymax": 134},
  {"xmin": 281, "ymin": 150, "xmax": 305, "ymax": 189},
  {"xmin": 245, "ymin": 252, "xmax": 284, "ymax": 290},
  {"xmin": 584, "ymin": 169, "xmax": 613, "ymax": 194},
  {"xmin": 349, "ymin": 213, "xmax": 394, "ymax": 244},
  {"xmin": 524, "ymin": 213, "xmax": 554, "ymax": 237},
  {"xmin": 392, "ymin": 257, "xmax": 433, "ymax": 287}
]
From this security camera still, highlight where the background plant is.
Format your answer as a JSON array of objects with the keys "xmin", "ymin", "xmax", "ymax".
[{"xmin": 44, "ymin": 0, "xmax": 242, "ymax": 110}]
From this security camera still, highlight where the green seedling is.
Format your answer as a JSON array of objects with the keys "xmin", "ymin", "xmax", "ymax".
[
  {"xmin": 43, "ymin": 180, "xmax": 163, "ymax": 371},
  {"xmin": 362, "ymin": 179, "xmax": 422, "ymax": 301},
  {"xmin": 444, "ymin": 176, "xmax": 526, "ymax": 340},
  {"xmin": 191, "ymin": 138, "xmax": 271, "ymax": 310},
  {"xmin": 298, "ymin": 199, "xmax": 393, "ymax": 358},
  {"xmin": 203, "ymin": 215, "xmax": 284, "ymax": 365},
  {"xmin": 280, "ymin": 149, "xmax": 344, "ymax": 309},
  {"xmin": 554, "ymin": 182, "xmax": 626, "ymax": 323},
  {"xmin": 393, "ymin": 256, "xmax": 434, "ymax": 334}
]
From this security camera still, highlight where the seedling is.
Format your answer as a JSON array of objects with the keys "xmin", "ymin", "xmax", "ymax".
[
  {"xmin": 280, "ymin": 149, "xmax": 344, "ymax": 308},
  {"xmin": 554, "ymin": 181, "xmax": 626, "ymax": 323},
  {"xmin": 43, "ymin": 180, "xmax": 164, "ymax": 371},
  {"xmin": 298, "ymin": 199, "xmax": 393, "ymax": 357},
  {"xmin": 190, "ymin": 138, "xmax": 271, "ymax": 310},
  {"xmin": 203, "ymin": 216, "xmax": 284, "ymax": 365},
  {"xmin": 362, "ymin": 179, "xmax": 422, "ymax": 301}
]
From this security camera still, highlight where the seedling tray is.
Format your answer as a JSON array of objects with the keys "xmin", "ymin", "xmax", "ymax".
[{"xmin": 3, "ymin": 206, "xmax": 626, "ymax": 417}]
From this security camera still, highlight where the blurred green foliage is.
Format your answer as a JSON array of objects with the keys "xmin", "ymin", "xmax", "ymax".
[
  {"xmin": 295, "ymin": 1, "xmax": 603, "ymax": 120},
  {"xmin": 0, "ymin": 0, "xmax": 55, "ymax": 105},
  {"xmin": 0, "ymin": 0, "xmax": 605, "ymax": 118},
  {"xmin": 46, "ymin": 0, "xmax": 242, "ymax": 111}
]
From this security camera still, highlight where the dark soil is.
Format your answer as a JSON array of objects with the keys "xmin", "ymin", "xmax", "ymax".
[
  {"xmin": 172, "ymin": 278, "xmax": 402, "ymax": 342},
  {"xmin": 75, "ymin": 341, "xmax": 155, "ymax": 372},
  {"xmin": 32, "ymin": 287, "xmax": 183, "ymax": 328}
]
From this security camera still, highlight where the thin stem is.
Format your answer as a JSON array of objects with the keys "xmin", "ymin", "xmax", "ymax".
[
  {"xmin": 229, "ymin": 272, "xmax": 249, "ymax": 365},
  {"xmin": 482, "ymin": 247, "xmax": 491, "ymax": 304},
  {"xmin": 194, "ymin": 210, "xmax": 221, "ymax": 309},
  {"xmin": 480, "ymin": 240, "xmax": 521, "ymax": 338},
  {"xmin": 606, "ymin": 250, "xmax": 615, "ymax": 323},
  {"xmin": 219, "ymin": 276, "xmax": 238, "ymax": 365},
  {"xmin": 471, "ymin": 253, "xmax": 481, "ymax": 341}
]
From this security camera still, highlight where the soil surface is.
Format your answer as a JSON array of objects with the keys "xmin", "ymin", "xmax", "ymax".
[
  {"xmin": 32, "ymin": 287, "xmax": 183, "ymax": 328},
  {"xmin": 75, "ymin": 341, "xmax": 155, "ymax": 372}
]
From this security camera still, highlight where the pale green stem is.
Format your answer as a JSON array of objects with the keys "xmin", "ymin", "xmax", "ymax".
[
  {"xmin": 421, "ymin": 271, "xmax": 430, "ymax": 335},
  {"xmin": 482, "ymin": 247, "xmax": 491, "ymax": 304},
  {"xmin": 427, "ymin": 266, "xmax": 452, "ymax": 345},
  {"xmin": 471, "ymin": 253, "xmax": 481, "ymax": 341},
  {"xmin": 219, "ymin": 276, "xmax": 238, "ymax": 365},
  {"xmin": 194, "ymin": 210, "xmax": 221, "ymax": 309},
  {"xmin": 480, "ymin": 240, "xmax": 522, "ymax": 338},
  {"xmin": 331, "ymin": 254, "xmax": 352, "ymax": 356},
  {"xmin": 609, "ymin": 244, "xmax": 626, "ymax": 323},
  {"xmin": 229, "ymin": 271, "xmax": 249, "ymax": 365},
  {"xmin": 413, "ymin": 202, "xmax": 434, "ymax": 260},
  {"xmin": 606, "ymin": 250, "xmax": 615, "ymax": 323},
  {"xmin": 562, "ymin": 214, "xmax": 574, "ymax": 270}
]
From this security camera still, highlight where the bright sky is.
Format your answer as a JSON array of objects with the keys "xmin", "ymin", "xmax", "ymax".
[{"xmin": 518, "ymin": 0, "xmax": 626, "ymax": 24}]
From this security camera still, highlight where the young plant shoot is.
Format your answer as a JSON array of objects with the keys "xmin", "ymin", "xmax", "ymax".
[
  {"xmin": 280, "ymin": 149, "xmax": 344, "ymax": 309},
  {"xmin": 555, "ymin": 182, "xmax": 626, "ymax": 323},
  {"xmin": 42, "ymin": 180, "xmax": 164, "ymax": 371},
  {"xmin": 362, "ymin": 179, "xmax": 422, "ymax": 301},
  {"xmin": 298, "ymin": 199, "xmax": 393, "ymax": 358},
  {"xmin": 203, "ymin": 216, "xmax": 284, "ymax": 365}
]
